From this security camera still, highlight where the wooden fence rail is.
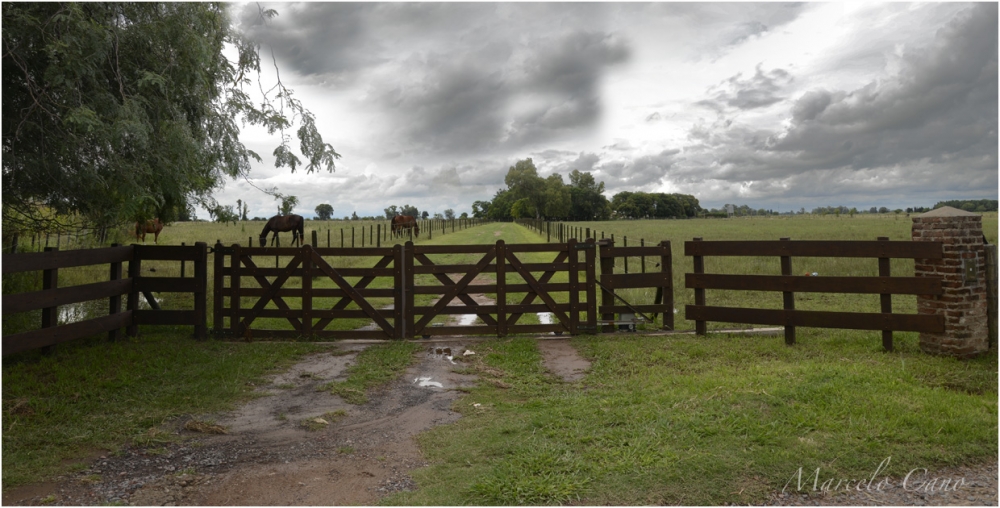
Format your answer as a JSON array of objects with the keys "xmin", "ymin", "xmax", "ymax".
[
  {"xmin": 2, "ymin": 243, "xmax": 207, "ymax": 355},
  {"xmin": 684, "ymin": 237, "xmax": 945, "ymax": 351}
]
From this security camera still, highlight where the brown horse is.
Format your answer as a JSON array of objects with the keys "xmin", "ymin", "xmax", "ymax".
[
  {"xmin": 391, "ymin": 215, "xmax": 419, "ymax": 239},
  {"xmin": 259, "ymin": 214, "xmax": 304, "ymax": 247},
  {"xmin": 135, "ymin": 218, "xmax": 163, "ymax": 244}
]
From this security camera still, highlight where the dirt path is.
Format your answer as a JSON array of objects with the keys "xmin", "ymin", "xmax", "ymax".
[{"xmin": 4, "ymin": 338, "xmax": 591, "ymax": 506}]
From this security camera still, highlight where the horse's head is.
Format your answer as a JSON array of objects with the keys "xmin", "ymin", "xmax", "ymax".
[{"xmin": 259, "ymin": 236, "xmax": 267, "ymax": 247}]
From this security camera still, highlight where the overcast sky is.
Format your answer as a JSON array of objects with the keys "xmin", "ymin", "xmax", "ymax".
[{"xmin": 210, "ymin": 2, "xmax": 998, "ymax": 219}]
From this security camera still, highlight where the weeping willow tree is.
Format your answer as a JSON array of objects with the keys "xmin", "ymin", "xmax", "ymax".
[{"xmin": 2, "ymin": 2, "xmax": 339, "ymax": 241}]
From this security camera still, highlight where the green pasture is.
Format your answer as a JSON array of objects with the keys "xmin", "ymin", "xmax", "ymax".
[{"xmin": 3, "ymin": 217, "xmax": 996, "ymax": 503}]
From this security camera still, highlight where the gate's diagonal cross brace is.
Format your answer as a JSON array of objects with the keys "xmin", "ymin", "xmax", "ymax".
[
  {"xmin": 504, "ymin": 251, "xmax": 569, "ymax": 328},
  {"xmin": 310, "ymin": 249, "xmax": 394, "ymax": 336},
  {"xmin": 239, "ymin": 253, "xmax": 304, "ymax": 333},
  {"xmin": 413, "ymin": 247, "xmax": 497, "ymax": 334},
  {"xmin": 504, "ymin": 250, "xmax": 572, "ymax": 329},
  {"xmin": 312, "ymin": 254, "xmax": 393, "ymax": 331},
  {"xmin": 414, "ymin": 253, "xmax": 498, "ymax": 326}
]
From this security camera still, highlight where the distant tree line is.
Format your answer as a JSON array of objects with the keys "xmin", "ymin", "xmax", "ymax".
[
  {"xmin": 472, "ymin": 158, "xmax": 701, "ymax": 221},
  {"xmin": 933, "ymin": 199, "xmax": 998, "ymax": 213}
]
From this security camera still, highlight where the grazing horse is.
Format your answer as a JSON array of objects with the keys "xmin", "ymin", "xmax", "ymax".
[
  {"xmin": 135, "ymin": 218, "xmax": 164, "ymax": 244},
  {"xmin": 391, "ymin": 215, "xmax": 419, "ymax": 239},
  {"xmin": 259, "ymin": 214, "xmax": 305, "ymax": 247}
]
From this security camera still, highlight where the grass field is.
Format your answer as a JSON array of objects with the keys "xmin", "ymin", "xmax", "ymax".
[{"xmin": 3, "ymin": 216, "xmax": 996, "ymax": 503}]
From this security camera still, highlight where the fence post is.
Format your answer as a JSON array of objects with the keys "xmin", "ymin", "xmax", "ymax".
[
  {"xmin": 109, "ymin": 244, "xmax": 123, "ymax": 342},
  {"xmin": 877, "ymin": 236, "xmax": 893, "ymax": 351},
  {"xmin": 597, "ymin": 238, "xmax": 615, "ymax": 333},
  {"xmin": 659, "ymin": 240, "xmax": 673, "ymax": 331},
  {"xmin": 623, "ymin": 236, "xmax": 628, "ymax": 273},
  {"xmin": 377, "ymin": 224, "xmax": 381, "ymax": 248},
  {"xmin": 693, "ymin": 237, "xmax": 706, "ymax": 336},
  {"xmin": 127, "ymin": 245, "xmax": 141, "ymax": 337},
  {"xmin": 641, "ymin": 238, "xmax": 646, "ymax": 273},
  {"xmin": 194, "ymin": 242, "xmax": 208, "ymax": 340},
  {"xmin": 985, "ymin": 244, "xmax": 998, "ymax": 350},
  {"xmin": 312, "ymin": 230, "xmax": 318, "ymax": 247},
  {"xmin": 584, "ymin": 238, "xmax": 597, "ymax": 332},
  {"xmin": 568, "ymin": 238, "xmax": 579, "ymax": 335},
  {"xmin": 213, "ymin": 240, "xmax": 224, "ymax": 334},
  {"xmin": 780, "ymin": 237, "xmax": 795, "ymax": 345}
]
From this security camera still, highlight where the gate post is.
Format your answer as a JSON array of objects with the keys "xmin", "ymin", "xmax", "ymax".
[
  {"xmin": 393, "ymin": 243, "xmax": 404, "ymax": 340},
  {"xmin": 597, "ymin": 238, "xmax": 615, "ymax": 333},
  {"xmin": 404, "ymin": 241, "xmax": 415, "ymax": 339},
  {"xmin": 912, "ymin": 207, "xmax": 989, "ymax": 357},
  {"xmin": 568, "ymin": 238, "xmax": 579, "ymax": 335},
  {"xmin": 194, "ymin": 242, "xmax": 208, "ymax": 340},
  {"xmin": 302, "ymin": 245, "xmax": 313, "ymax": 337},
  {"xmin": 584, "ymin": 238, "xmax": 597, "ymax": 332},
  {"xmin": 213, "ymin": 240, "xmax": 224, "ymax": 335},
  {"xmin": 230, "ymin": 244, "xmax": 242, "ymax": 336}
]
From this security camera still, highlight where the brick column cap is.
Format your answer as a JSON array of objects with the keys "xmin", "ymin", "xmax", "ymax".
[{"xmin": 914, "ymin": 206, "xmax": 980, "ymax": 219}]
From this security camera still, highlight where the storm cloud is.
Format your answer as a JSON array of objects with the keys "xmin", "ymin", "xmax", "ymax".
[{"xmin": 213, "ymin": 3, "xmax": 996, "ymax": 218}]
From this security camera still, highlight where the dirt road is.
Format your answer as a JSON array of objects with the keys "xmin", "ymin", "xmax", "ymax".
[{"xmin": 3, "ymin": 338, "xmax": 590, "ymax": 506}]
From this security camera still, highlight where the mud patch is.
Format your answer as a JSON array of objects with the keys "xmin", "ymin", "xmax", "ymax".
[
  {"xmin": 537, "ymin": 339, "xmax": 591, "ymax": 382},
  {"xmin": 4, "ymin": 343, "xmax": 479, "ymax": 506}
]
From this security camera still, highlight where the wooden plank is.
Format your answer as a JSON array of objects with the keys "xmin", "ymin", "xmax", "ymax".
[
  {"xmin": 412, "ymin": 264, "xmax": 498, "ymax": 274},
  {"xmin": 684, "ymin": 240, "xmax": 944, "ymax": 259},
  {"xmin": 684, "ymin": 305, "xmax": 945, "ymax": 333},
  {"xmin": 240, "ymin": 329, "xmax": 392, "ymax": 340},
  {"xmin": 599, "ymin": 304, "xmax": 674, "ymax": 314},
  {"xmin": 3, "ymin": 279, "xmax": 132, "ymax": 315},
  {"xmin": 133, "ymin": 310, "xmax": 197, "ymax": 325},
  {"xmin": 419, "ymin": 325, "xmax": 497, "ymax": 336},
  {"xmin": 134, "ymin": 245, "xmax": 204, "ymax": 261},
  {"xmin": 684, "ymin": 274, "xmax": 943, "ymax": 295},
  {"xmin": 505, "ymin": 243, "xmax": 569, "ymax": 253},
  {"xmin": 3, "ymin": 312, "xmax": 132, "ymax": 355},
  {"xmin": 507, "ymin": 248, "xmax": 573, "ymax": 330},
  {"xmin": 234, "ymin": 308, "xmax": 394, "ymax": 320},
  {"xmin": 236, "ymin": 266, "xmax": 395, "ymax": 278},
  {"xmin": 134, "ymin": 277, "xmax": 199, "ymax": 293},
  {"xmin": 3, "ymin": 245, "xmax": 133, "ymax": 274},
  {"xmin": 413, "ymin": 244, "xmax": 493, "ymax": 254},
  {"xmin": 601, "ymin": 246, "xmax": 669, "ymax": 257},
  {"xmin": 601, "ymin": 272, "xmax": 672, "ymax": 289},
  {"xmin": 314, "ymin": 255, "xmax": 395, "ymax": 332}
]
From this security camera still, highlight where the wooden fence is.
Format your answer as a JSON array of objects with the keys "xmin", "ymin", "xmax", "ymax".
[
  {"xmin": 684, "ymin": 237, "xmax": 945, "ymax": 351},
  {"xmin": 2, "ymin": 243, "xmax": 207, "ymax": 355}
]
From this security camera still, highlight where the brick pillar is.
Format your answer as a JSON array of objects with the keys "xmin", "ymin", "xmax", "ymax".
[{"xmin": 911, "ymin": 206, "xmax": 989, "ymax": 358}]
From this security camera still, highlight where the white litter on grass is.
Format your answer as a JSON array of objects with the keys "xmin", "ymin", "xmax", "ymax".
[
  {"xmin": 414, "ymin": 377, "xmax": 443, "ymax": 388},
  {"xmin": 463, "ymin": 350, "xmax": 476, "ymax": 356}
]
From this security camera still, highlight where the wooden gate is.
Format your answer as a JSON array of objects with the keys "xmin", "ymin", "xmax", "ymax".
[{"xmin": 212, "ymin": 239, "xmax": 606, "ymax": 339}]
